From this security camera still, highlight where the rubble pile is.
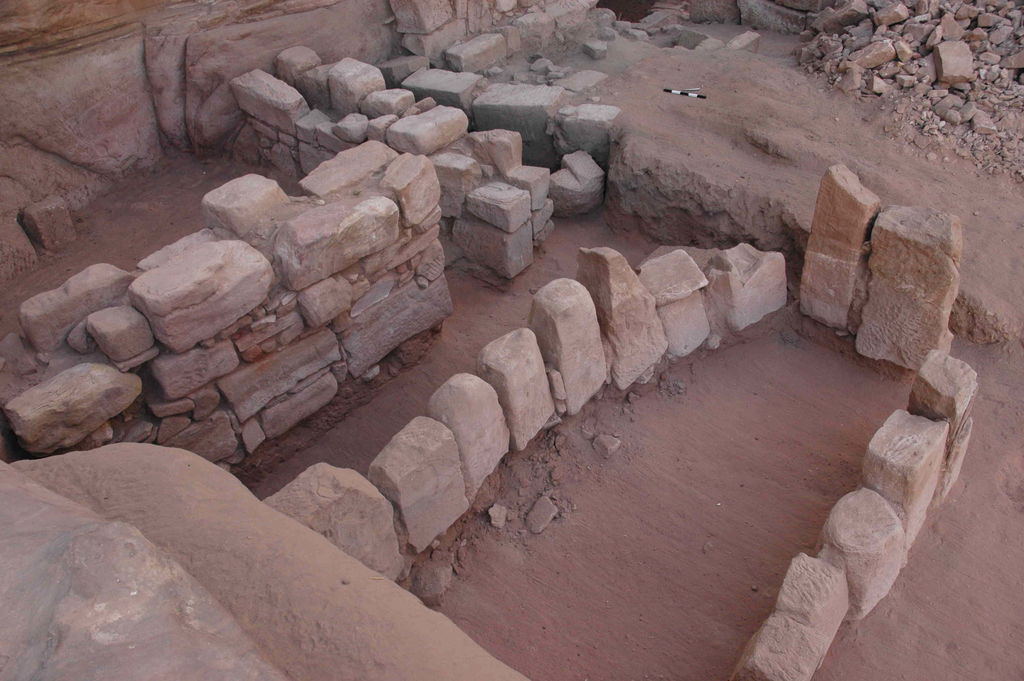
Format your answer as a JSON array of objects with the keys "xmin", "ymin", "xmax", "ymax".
[{"xmin": 800, "ymin": 0, "xmax": 1024, "ymax": 181}]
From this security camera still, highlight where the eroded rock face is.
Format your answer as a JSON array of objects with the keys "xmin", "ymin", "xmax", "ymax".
[{"xmin": 0, "ymin": 462, "xmax": 288, "ymax": 681}]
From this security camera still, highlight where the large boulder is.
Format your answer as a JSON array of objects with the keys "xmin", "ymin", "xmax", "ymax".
[
  {"xmin": 13, "ymin": 445, "xmax": 529, "ymax": 681},
  {"xmin": 129, "ymin": 241, "xmax": 273, "ymax": 353},
  {"xmin": 4, "ymin": 363, "xmax": 141, "ymax": 454},
  {"xmin": 265, "ymin": 463, "xmax": 404, "ymax": 579}
]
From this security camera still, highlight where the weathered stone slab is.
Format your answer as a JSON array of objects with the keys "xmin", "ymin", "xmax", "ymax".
[
  {"xmin": 299, "ymin": 141, "xmax": 398, "ymax": 198},
  {"xmin": 229, "ymin": 69, "xmax": 309, "ymax": 134},
  {"xmin": 639, "ymin": 249, "xmax": 709, "ymax": 307},
  {"xmin": 513, "ymin": 12, "xmax": 556, "ymax": 52},
  {"xmin": 472, "ymin": 84, "xmax": 567, "ymax": 167},
  {"xmin": 453, "ymin": 215, "xmax": 534, "ymax": 279},
  {"xmin": 265, "ymin": 463, "xmax": 404, "ymax": 579},
  {"xmin": 934, "ymin": 41, "xmax": 975, "ymax": 84},
  {"xmin": 908, "ymin": 350, "xmax": 978, "ymax": 440},
  {"xmin": 4, "ymin": 364, "xmax": 141, "ymax": 454},
  {"xmin": 431, "ymin": 152, "xmax": 482, "ymax": 217},
  {"xmin": 380, "ymin": 55, "xmax": 431, "ymax": 88},
  {"xmin": 21, "ymin": 195, "xmax": 76, "ymax": 251},
  {"xmin": 731, "ymin": 612, "xmax": 831, "ymax": 681},
  {"xmin": 276, "ymin": 196, "xmax": 400, "ymax": 291},
  {"xmin": 855, "ymin": 206, "xmax": 962, "ymax": 370},
  {"xmin": 129, "ymin": 241, "xmax": 273, "ymax": 353},
  {"xmin": 298, "ymin": 276, "xmax": 353, "ymax": 328},
  {"xmin": 529, "ymin": 278, "xmax": 607, "ymax": 415},
  {"xmin": 446, "ymin": 33, "xmax": 507, "ymax": 73},
  {"xmin": 402, "ymin": 69, "xmax": 483, "ymax": 111},
  {"xmin": 260, "ymin": 372, "xmax": 338, "ymax": 439},
  {"xmin": 466, "ymin": 182, "xmax": 532, "ymax": 232},
  {"xmin": 327, "ymin": 58, "xmax": 386, "ymax": 116},
  {"xmin": 577, "ymin": 247, "xmax": 667, "ymax": 390},
  {"xmin": 468, "ymin": 130, "xmax": 523, "ymax": 177},
  {"xmin": 19, "ymin": 264, "xmax": 133, "ymax": 352},
  {"xmin": 658, "ymin": 294, "xmax": 711, "ymax": 359},
  {"xmin": 506, "ymin": 165, "xmax": 550, "ymax": 211},
  {"xmin": 382, "ymin": 154, "xmax": 442, "ymax": 227},
  {"xmin": 218, "ymin": 329, "xmax": 341, "ymax": 422},
  {"xmin": 387, "ymin": 106, "xmax": 470, "ymax": 156},
  {"xmin": 85, "ymin": 305, "xmax": 153, "ymax": 363},
  {"xmin": 164, "ymin": 410, "xmax": 239, "ymax": 463},
  {"xmin": 342, "ymin": 276, "xmax": 453, "ymax": 376},
  {"xmin": 202, "ymin": 175, "xmax": 289, "ymax": 241},
  {"xmin": 427, "ymin": 373, "xmax": 511, "ymax": 498},
  {"xmin": 705, "ymin": 243, "xmax": 787, "ymax": 332},
  {"xmin": 368, "ymin": 416, "xmax": 468, "ymax": 552},
  {"xmin": 389, "ymin": 0, "xmax": 454, "ymax": 34},
  {"xmin": 819, "ymin": 488, "xmax": 906, "ymax": 620},
  {"xmin": 477, "ymin": 328, "xmax": 555, "ymax": 451},
  {"xmin": 138, "ymin": 230, "xmax": 219, "ymax": 272},
  {"xmin": 361, "ymin": 88, "xmax": 416, "ymax": 118},
  {"xmin": 550, "ymin": 150, "xmax": 605, "ymax": 216},
  {"xmin": 862, "ymin": 410, "xmax": 947, "ymax": 546},
  {"xmin": 776, "ymin": 553, "xmax": 849, "ymax": 633},
  {"xmin": 150, "ymin": 340, "xmax": 239, "ymax": 401}
]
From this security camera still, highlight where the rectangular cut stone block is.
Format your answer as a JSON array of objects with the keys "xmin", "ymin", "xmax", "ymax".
[
  {"xmin": 506, "ymin": 165, "xmax": 550, "ymax": 210},
  {"xmin": 468, "ymin": 130, "xmax": 523, "ymax": 177},
  {"xmin": 218, "ymin": 329, "xmax": 341, "ymax": 422},
  {"xmin": 513, "ymin": 12, "xmax": 556, "ymax": 52},
  {"xmin": 550, "ymin": 150, "xmax": 605, "ymax": 216},
  {"xmin": 276, "ymin": 197, "xmax": 400, "ymax": 291},
  {"xmin": 658, "ymin": 294, "xmax": 711, "ymax": 359},
  {"xmin": 800, "ymin": 164, "xmax": 881, "ymax": 330},
  {"xmin": 202, "ymin": 174, "xmax": 289, "ymax": 241},
  {"xmin": 299, "ymin": 141, "xmax": 398, "ymax": 198},
  {"xmin": 453, "ymin": 215, "xmax": 534, "ymax": 279},
  {"xmin": 402, "ymin": 19, "xmax": 469, "ymax": 66},
  {"xmin": 380, "ymin": 55, "xmax": 430, "ymax": 88},
  {"xmin": 577, "ymin": 247, "xmax": 667, "ymax": 390},
  {"xmin": 274, "ymin": 46, "xmax": 321, "ymax": 87},
  {"xmin": 368, "ymin": 416, "xmax": 468, "ymax": 553},
  {"xmin": 855, "ymin": 206, "xmax": 962, "ymax": 370},
  {"xmin": 298, "ymin": 276, "xmax": 353, "ymax": 328},
  {"xmin": 427, "ymin": 373, "xmax": 511, "ymax": 498},
  {"xmin": 731, "ymin": 612, "xmax": 832, "ymax": 681},
  {"xmin": 382, "ymin": 154, "xmax": 442, "ymax": 227},
  {"xmin": 465, "ymin": 182, "xmax": 532, "ymax": 232},
  {"xmin": 360, "ymin": 89, "xmax": 416, "ymax": 118},
  {"xmin": 478, "ymin": 328, "xmax": 555, "ymax": 451},
  {"xmin": 85, "ymin": 305, "xmax": 153, "ymax": 362},
  {"xmin": 554, "ymin": 103, "xmax": 621, "ymax": 167},
  {"xmin": 402, "ymin": 69, "xmax": 483, "ymax": 111},
  {"xmin": 3, "ymin": 364, "xmax": 141, "ymax": 454},
  {"xmin": 775, "ymin": 553, "xmax": 849, "ymax": 635},
  {"xmin": 342, "ymin": 276, "xmax": 453, "ymax": 377},
  {"xmin": 445, "ymin": 33, "xmax": 507, "ymax": 73},
  {"xmin": 137, "ymin": 230, "xmax": 218, "ymax": 272},
  {"xmin": 229, "ymin": 69, "xmax": 310, "ymax": 135},
  {"xmin": 260, "ymin": 372, "xmax": 338, "ymax": 439},
  {"xmin": 706, "ymin": 243, "xmax": 787, "ymax": 332},
  {"xmin": 328, "ymin": 59, "xmax": 386, "ymax": 116},
  {"xmin": 389, "ymin": 0, "xmax": 454, "ymax": 34},
  {"xmin": 264, "ymin": 464, "xmax": 404, "ymax": 580},
  {"xmin": 21, "ymin": 196, "xmax": 75, "ymax": 251},
  {"xmin": 934, "ymin": 41, "xmax": 975, "ymax": 84},
  {"xmin": 431, "ymin": 152, "xmax": 482, "ymax": 217},
  {"xmin": 473, "ymin": 84, "xmax": 567, "ymax": 167},
  {"xmin": 164, "ymin": 410, "xmax": 239, "ymax": 463},
  {"xmin": 819, "ymin": 488, "xmax": 906, "ymax": 620},
  {"xmin": 639, "ymin": 249, "xmax": 709, "ymax": 307},
  {"xmin": 862, "ymin": 409, "xmax": 948, "ymax": 545},
  {"xmin": 150, "ymin": 340, "xmax": 239, "ymax": 400},
  {"xmin": 129, "ymin": 241, "xmax": 273, "ymax": 354},
  {"xmin": 19, "ymin": 264, "xmax": 133, "ymax": 352},
  {"xmin": 938, "ymin": 417, "xmax": 972, "ymax": 501},
  {"xmin": 388, "ymin": 106, "xmax": 470, "ymax": 156},
  {"xmin": 528, "ymin": 278, "xmax": 607, "ymax": 415},
  {"xmin": 908, "ymin": 350, "xmax": 978, "ymax": 442}
]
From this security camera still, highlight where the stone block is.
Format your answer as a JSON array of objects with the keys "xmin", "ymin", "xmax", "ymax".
[
  {"xmin": 241, "ymin": 418, "xmax": 265, "ymax": 453},
  {"xmin": 137, "ymin": 230, "xmax": 219, "ymax": 272},
  {"xmin": 295, "ymin": 109, "xmax": 331, "ymax": 145},
  {"xmin": 298, "ymin": 276, "xmax": 353, "ymax": 328},
  {"xmin": 934, "ymin": 41, "xmax": 975, "ymax": 84},
  {"xmin": 276, "ymin": 196, "xmax": 400, "ymax": 291},
  {"xmin": 862, "ymin": 410, "xmax": 947, "ymax": 545},
  {"xmin": 402, "ymin": 69, "xmax": 483, "ymax": 112},
  {"xmin": 368, "ymin": 416, "xmax": 468, "ymax": 552},
  {"xmin": 446, "ymin": 34, "xmax": 507, "ymax": 73},
  {"xmin": 382, "ymin": 154, "xmax": 442, "ymax": 227},
  {"xmin": 341, "ymin": 276, "xmax": 453, "ymax": 376},
  {"xmin": 85, "ymin": 305, "xmax": 153, "ymax": 362},
  {"xmin": 19, "ymin": 264, "xmax": 133, "ymax": 352},
  {"xmin": 431, "ymin": 152, "xmax": 482, "ymax": 217},
  {"xmin": 21, "ymin": 195, "xmax": 75, "ymax": 251},
  {"xmin": 299, "ymin": 141, "xmax": 398, "ymax": 198},
  {"xmin": 819, "ymin": 488, "xmax": 906, "ymax": 620},
  {"xmin": 776, "ymin": 553, "xmax": 849, "ymax": 634},
  {"xmin": 550, "ymin": 150, "xmax": 605, "ymax": 216},
  {"xmin": 333, "ymin": 113, "xmax": 370, "ymax": 144},
  {"xmin": 229, "ymin": 69, "xmax": 310, "ymax": 135},
  {"xmin": 477, "ymin": 328, "xmax": 555, "ymax": 451},
  {"xmin": 201, "ymin": 174, "xmax": 289, "ymax": 241},
  {"xmin": 4, "ymin": 364, "xmax": 141, "ymax": 454},
  {"xmin": 800, "ymin": 164, "xmax": 881, "ymax": 331},
  {"xmin": 705, "ymin": 243, "xmax": 787, "ymax": 332},
  {"xmin": 294, "ymin": 63, "xmax": 333, "ymax": 111},
  {"xmin": 658, "ymin": 294, "xmax": 711, "ymax": 359},
  {"xmin": 265, "ymin": 464, "xmax": 404, "ymax": 579},
  {"xmin": 327, "ymin": 58, "xmax": 386, "ymax": 116},
  {"xmin": 260, "ymin": 372, "xmax": 338, "ymax": 439},
  {"xmin": 855, "ymin": 206, "xmax": 962, "ymax": 370},
  {"xmin": 506, "ymin": 165, "xmax": 550, "ymax": 211},
  {"xmin": 529, "ymin": 278, "xmax": 607, "ymax": 415},
  {"xmin": 737, "ymin": 0, "xmax": 807, "ymax": 33},
  {"xmin": 583, "ymin": 40, "xmax": 608, "ymax": 60},
  {"xmin": 275, "ymin": 46, "xmax": 321, "ymax": 87},
  {"xmin": 908, "ymin": 350, "xmax": 978, "ymax": 444},
  {"xmin": 513, "ymin": 12, "xmax": 556, "ymax": 52},
  {"xmin": 401, "ymin": 19, "xmax": 469, "ymax": 66},
  {"xmin": 850, "ymin": 40, "xmax": 896, "ymax": 69},
  {"xmin": 150, "ymin": 340, "xmax": 239, "ymax": 401},
  {"xmin": 465, "ymin": 182, "xmax": 532, "ymax": 232},
  {"xmin": 218, "ymin": 329, "xmax": 341, "ymax": 422},
  {"xmin": 366, "ymin": 114, "xmax": 399, "ymax": 142},
  {"xmin": 639, "ymin": 249, "xmax": 709, "ymax": 307},
  {"xmin": 690, "ymin": 0, "xmax": 740, "ymax": 23},
  {"xmin": 129, "ymin": 241, "xmax": 273, "ymax": 354},
  {"xmin": 380, "ymin": 55, "xmax": 431, "ymax": 88},
  {"xmin": 938, "ymin": 416, "xmax": 972, "ymax": 501},
  {"xmin": 389, "ymin": 0, "xmax": 454, "ymax": 34},
  {"xmin": 731, "ymin": 612, "xmax": 831, "ymax": 681},
  {"xmin": 468, "ymin": 130, "xmax": 523, "ymax": 177},
  {"xmin": 453, "ymin": 215, "xmax": 534, "ymax": 279},
  {"xmin": 360, "ymin": 89, "xmax": 416, "ymax": 118},
  {"xmin": 577, "ymin": 247, "xmax": 667, "ymax": 389},
  {"xmin": 427, "ymin": 373, "xmax": 511, "ymax": 498},
  {"xmin": 532, "ymin": 199, "xmax": 555, "ymax": 243},
  {"xmin": 387, "ymin": 106, "xmax": 470, "ymax": 156},
  {"xmin": 472, "ymin": 84, "xmax": 567, "ymax": 167},
  {"xmin": 164, "ymin": 410, "xmax": 239, "ymax": 463},
  {"xmin": 554, "ymin": 104, "xmax": 621, "ymax": 167}
]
